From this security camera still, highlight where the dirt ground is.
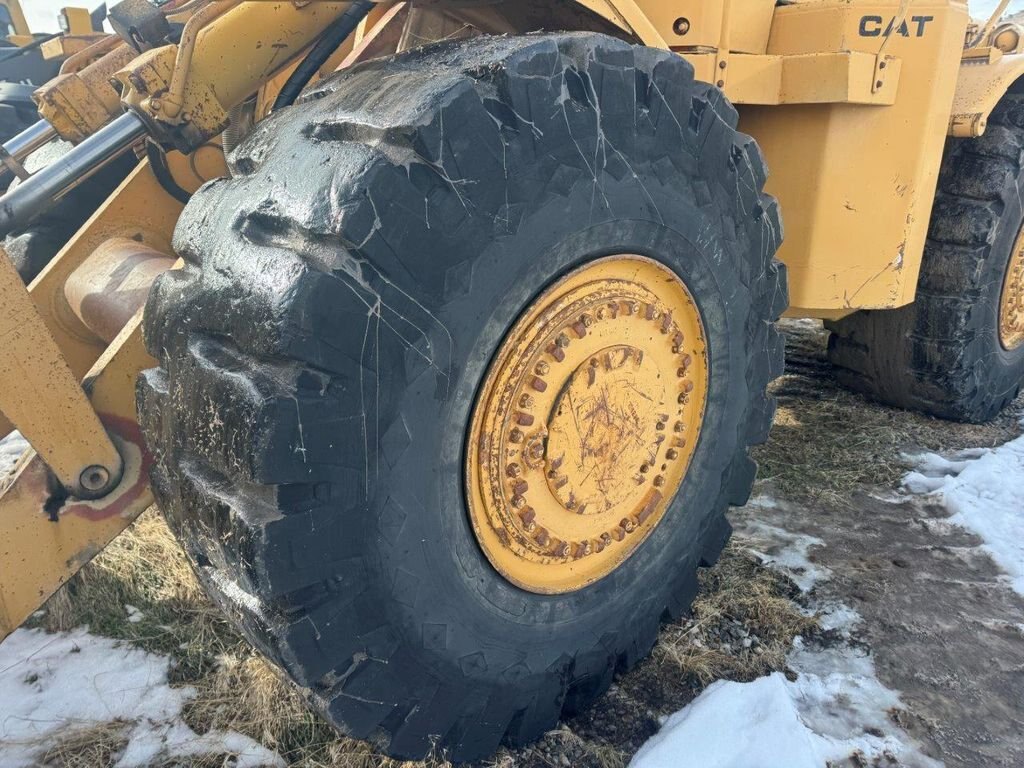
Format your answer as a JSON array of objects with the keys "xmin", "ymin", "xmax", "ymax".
[{"xmin": 22, "ymin": 320, "xmax": 1024, "ymax": 768}]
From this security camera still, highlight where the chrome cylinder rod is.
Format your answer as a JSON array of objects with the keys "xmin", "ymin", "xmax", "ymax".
[
  {"xmin": 0, "ymin": 112, "xmax": 148, "ymax": 239},
  {"xmin": 3, "ymin": 120, "xmax": 58, "ymax": 164}
]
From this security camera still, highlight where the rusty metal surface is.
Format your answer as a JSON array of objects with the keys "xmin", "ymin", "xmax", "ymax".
[
  {"xmin": 64, "ymin": 237, "xmax": 175, "ymax": 343},
  {"xmin": 35, "ymin": 43, "xmax": 136, "ymax": 143},
  {"xmin": 466, "ymin": 256, "xmax": 708, "ymax": 594},
  {"xmin": 1001, "ymin": 225, "xmax": 1024, "ymax": 351},
  {"xmin": 117, "ymin": 1, "xmax": 352, "ymax": 152},
  {"xmin": 0, "ymin": 245, "xmax": 122, "ymax": 497}
]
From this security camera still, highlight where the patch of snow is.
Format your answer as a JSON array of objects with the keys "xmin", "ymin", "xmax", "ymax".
[
  {"xmin": 738, "ymin": 517, "xmax": 830, "ymax": 592},
  {"xmin": 746, "ymin": 494, "xmax": 779, "ymax": 510},
  {"xmin": 816, "ymin": 603, "xmax": 862, "ymax": 635},
  {"xmin": 0, "ymin": 432, "xmax": 29, "ymax": 479},
  {"xmin": 0, "ymin": 628, "xmax": 284, "ymax": 768},
  {"xmin": 635, "ymin": 508, "xmax": 939, "ymax": 768},
  {"xmin": 124, "ymin": 606, "xmax": 144, "ymax": 624},
  {"xmin": 631, "ymin": 652, "xmax": 939, "ymax": 768},
  {"xmin": 904, "ymin": 435, "xmax": 1024, "ymax": 594}
]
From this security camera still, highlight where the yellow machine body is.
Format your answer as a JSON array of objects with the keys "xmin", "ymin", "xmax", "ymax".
[
  {"xmin": 0, "ymin": 0, "xmax": 29, "ymax": 39},
  {"xmin": 1, "ymin": 0, "xmax": 1023, "ymax": 640}
]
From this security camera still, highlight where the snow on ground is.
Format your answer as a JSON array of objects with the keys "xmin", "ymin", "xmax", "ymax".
[
  {"xmin": 630, "ymin": 496, "xmax": 940, "ymax": 768},
  {"xmin": 738, "ymin": 516, "xmax": 830, "ymax": 593},
  {"xmin": 0, "ymin": 628, "xmax": 284, "ymax": 768},
  {"xmin": 904, "ymin": 434, "xmax": 1024, "ymax": 594},
  {"xmin": 0, "ymin": 431, "xmax": 28, "ymax": 480}
]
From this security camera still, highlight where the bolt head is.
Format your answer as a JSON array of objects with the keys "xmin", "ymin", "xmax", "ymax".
[{"xmin": 79, "ymin": 465, "xmax": 111, "ymax": 493}]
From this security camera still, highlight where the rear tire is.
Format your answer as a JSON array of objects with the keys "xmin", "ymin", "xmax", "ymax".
[
  {"xmin": 140, "ymin": 33, "xmax": 786, "ymax": 761},
  {"xmin": 827, "ymin": 94, "xmax": 1024, "ymax": 423}
]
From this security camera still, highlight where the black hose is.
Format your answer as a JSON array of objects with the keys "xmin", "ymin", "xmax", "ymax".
[
  {"xmin": 146, "ymin": 140, "xmax": 191, "ymax": 204},
  {"xmin": 272, "ymin": 0, "xmax": 374, "ymax": 111}
]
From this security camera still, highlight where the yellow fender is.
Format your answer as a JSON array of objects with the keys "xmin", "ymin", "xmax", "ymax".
[{"xmin": 950, "ymin": 50, "xmax": 1024, "ymax": 137}]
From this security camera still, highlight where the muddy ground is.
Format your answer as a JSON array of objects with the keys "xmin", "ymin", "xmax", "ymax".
[{"xmin": 20, "ymin": 319, "xmax": 1024, "ymax": 768}]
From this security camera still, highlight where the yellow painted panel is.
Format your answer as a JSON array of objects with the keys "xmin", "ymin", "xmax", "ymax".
[
  {"xmin": 949, "ymin": 50, "xmax": 1024, "ymax": 136},
  {"xmin": 740, "ymin": 0, "xmax": 969, "ymax": 314}
]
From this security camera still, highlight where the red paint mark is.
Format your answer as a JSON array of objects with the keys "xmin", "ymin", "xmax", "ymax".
[{"xmin": 64, "ymin": 414, "xmax": 154, "ymax": 522}]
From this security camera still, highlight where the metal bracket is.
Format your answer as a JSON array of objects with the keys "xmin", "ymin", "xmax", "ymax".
[
  {"xmin": 714, "ymin": 0, "xmax": 733, "ymax": 88},
  {"xmin": 873, "ymin": 0, "xmax": 910, "ymax": 93},
  {"xmin": 0, "ymin": 246, "xmax": 123, "ymax": 499}
]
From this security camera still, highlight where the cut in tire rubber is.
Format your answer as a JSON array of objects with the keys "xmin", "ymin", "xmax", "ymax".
[
  {"xmin": 140, "ymin": 33, "xmax": 787, "ymax": 761},
  {"xmin": 827, "ymin": 93, "xmax": 1024, "ymax": 423}
]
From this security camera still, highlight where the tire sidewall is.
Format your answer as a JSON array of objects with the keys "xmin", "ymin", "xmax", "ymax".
[{"xmin": 373, "ymin": 208, "xmax": 752, "ymax": 674}]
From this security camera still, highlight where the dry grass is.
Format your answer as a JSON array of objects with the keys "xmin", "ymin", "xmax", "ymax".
[
  {"xmin": 654, "ymin": 543, "xmax": 816, "ymax": 685},
  {"xmin": 36, "ymin": 722, "xmax": 129, "ymax": 768},
  {"xmin": 753, "ymin": 320, "xmax": 1024, "ymax": 504}
]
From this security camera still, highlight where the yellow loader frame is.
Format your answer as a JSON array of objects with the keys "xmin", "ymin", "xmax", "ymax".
[{"xmin": 0, "ymin": 0, "xmax": 1019, "ymax": 639}]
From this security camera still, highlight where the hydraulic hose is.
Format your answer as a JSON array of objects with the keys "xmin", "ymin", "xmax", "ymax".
[{"xmin": 272, "ymin": 0, "xmax": 374, "ymax": 111}]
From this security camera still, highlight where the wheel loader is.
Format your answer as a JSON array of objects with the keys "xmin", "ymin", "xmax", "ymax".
[{"xmin": 0, "ymin": 0, "xmax": 1021, "ymax": 761}]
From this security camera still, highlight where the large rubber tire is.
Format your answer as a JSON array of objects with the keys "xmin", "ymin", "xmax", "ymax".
[
  {"xmin": 827, "ymin": 94, "xmax": 1024, "ymax": 423},
  {"xmin": 139, "ymin": 33, "xmax": 787, "ymax": 761}
]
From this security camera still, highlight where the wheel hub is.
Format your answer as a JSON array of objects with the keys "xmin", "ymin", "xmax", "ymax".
[
  {"xmin": 466, "ymin": 256, "xmax": 709, "ymax": 594},
  {"xmin": 1001, "ymin": 228, "xmax": 1024, "ymax": 351}
]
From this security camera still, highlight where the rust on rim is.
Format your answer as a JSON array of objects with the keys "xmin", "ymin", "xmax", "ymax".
[
  {"xmin": 1001, "ymin": 226, "xmax": 1024, "ymax": 351},
  {"xmin": 466, "ymin": 256, "xmax": 709, "ymax": 594}
]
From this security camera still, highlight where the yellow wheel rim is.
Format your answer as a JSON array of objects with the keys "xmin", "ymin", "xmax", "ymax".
[
  {"xmin": 466, "ymin": 256, "xmax": 709, "ymax": 594},
  {"xmin": 1001, "ymin": 226, "xmax": 1024, "ymax": 351}
]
